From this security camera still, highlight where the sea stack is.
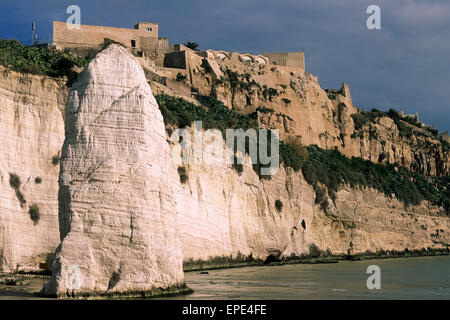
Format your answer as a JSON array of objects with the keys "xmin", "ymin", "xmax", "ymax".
[{"xmin": 42, "ymin": 45, "xmax": 185, "ymax": 297}]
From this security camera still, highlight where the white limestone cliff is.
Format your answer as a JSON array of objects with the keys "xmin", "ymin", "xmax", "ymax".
[
  {"xmin": 0, "ymin": 43, "xmax": 448, "ymax": 289},
  {"xmin": 173, "ymin": 131, "xmax": 449, "ymax": 262},
  {"xmin": 0, "ymin": 66, "xmax": 66, "ymax": 272},
  {"xmin": 41, "ymin": 45, "xmax": 185, "ymax": 297}
]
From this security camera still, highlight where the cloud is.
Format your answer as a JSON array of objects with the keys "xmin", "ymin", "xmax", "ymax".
[
  {"xmin": 395, "ymin": 1, "xmax": 450, "ymax": 27},
  {"xmin": 0, "ymin": 0, "xmax": 448, "ymax": 131}
]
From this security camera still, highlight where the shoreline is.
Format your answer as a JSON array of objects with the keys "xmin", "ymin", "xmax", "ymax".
[
  {"xmin": 1, "ymin": 248, "xmax": 448, "ymax": 299},
  {"xmin": 183, "ymin": 247, "xmax": 450, "ymax": 272},
  {"xmin": 52, "ymin": 283, "xmax": 194, "ymax": 300}
]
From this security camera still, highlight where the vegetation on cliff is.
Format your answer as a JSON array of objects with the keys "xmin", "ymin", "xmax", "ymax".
[
  {"xmin": 156, "ymin": 94, "xmax": 449, "ymax": 214},
  {"xmin": 303, "ymin": 145, "xmax": 449, "ymax": 213},
  {"xmin": 0, "ymin": 39, "xmax": 88, "ymax": 84},
  {"xmin": 351, "ymin": 107, "xmax": 449, "ymax": 149}
]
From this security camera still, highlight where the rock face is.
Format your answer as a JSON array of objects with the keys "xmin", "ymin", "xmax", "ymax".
[
  {"xmin": 174, "ymin": 132, "xmax": 449, "ymax": 262},
  {"xmin": 152, "ymin": 51, "xmax": 449, "ymax": 177},
  {"xmin": 0, "ymin": 66, "xmax": 66, "ymax": 272},
  {"xmin": 0, "ymin": 43, "xmax": 448, "ymax": 282},
  {"xmin": 42, "ymin": 45, "xmax": 184, "ymax": 297}
]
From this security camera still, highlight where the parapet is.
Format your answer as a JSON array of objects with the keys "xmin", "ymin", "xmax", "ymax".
[{"xmin": 262, "ymin": 52, "xmax": 305, "ymax": 70}]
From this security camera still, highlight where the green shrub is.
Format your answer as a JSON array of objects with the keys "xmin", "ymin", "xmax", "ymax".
[
  {"xmin": 52, "ymin": 155, "xmax": 61, "ymax": 166},
  {"xmin": 397, "ymin": 122, "xmax": 413, "ymax": 138},
  {"xmin": 35, "ymin": 177, "xmax": 42, "ymax": 184},
  {"xmin": 176, "ymin": 73, "xmax": 187, "ymax": 81},
  {"xmin": 351, "ymin": 109, "xmax": 386, "ymax": 131},
  {"xmin": 285, "ymin": 136, "xmax": 308, "ymax": 158},
  {"xmin": 9, "ymin": 173, "xmax": 26, "ymax": 207},
  {"xmin": 201, "ymin": 59, "xmax": 213, "ymax": 74},
  {"xmin": 28, "ymin": 204, "xmax": 40, "ymax": 224},
  {"xmin": 320, "ymin": 199, "xmax": 329, "ymax": 211},
  {"xmin": 301, "ymin": 162, "xmax": 317, "ymax": 185},
  {"xmin": 315, "ymin": 187, "xmax": 327, "ymax": 204},
  {"xmin": 279, "ymin": 142, "xmax": 307, "ymax": 172},
  {"xmin": 378, "ymin": 152, "xmax": 388, "ymax": 163},
  {"xmin": 281, "ymin": 98, "xmax": 291, "ymax": 105},
  {"xmin": 219, "ymin": 69, "xmax": 260, "ymax": 92},
  {"xmin": 0, "ymin": 39, "xmax": 88, "ymax": 85},
  {"xmin": 351, "ymin": 113, "xmax": 369, "ymax": 130},
  {"xmin": 15, "ymin": 190, "xmax": 26, "ymax": 208},
  {"xmin": 262, "ymin": 87, "xmax": 278, "ymax": 101},
  {"xmin": 308, "ymin": 243, "xmax": 321, "ymax": 258},
  {"xmin": 303, "ymin": 145, "xmax": 449, "ymax": 212},
  {"xmin": 439, "ymin": 136, "xmax": 450, "ymax": 150},
  {"xmin": 275, "ymin": 199, "xmax": 283, "ymax": 212},
  {"xmin": 426, "ymin": 126, "xmax": 439, "ymax": 136},
  {"xmin": 387, "ymin": 109, "xmax": 401, "ymax": 122},
  {"xmin": 184, "ymin": 42, "xmax": 199, "ymax": 51},
  {"xmin": 350, "ymin": 131, "xmax": 364, "ymax": 139},
  {"xmin": 177, "ymin": 167, "xmax": 188, "ymax": 184},
  {"xmin": 9, "ymin": 173, "xmax": 21, "ymax": 189}
]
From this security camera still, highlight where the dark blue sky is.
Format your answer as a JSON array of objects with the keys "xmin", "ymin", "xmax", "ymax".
[{"xmin": 1, "ymin": 0, "xmax": 449, "ymax": 132}]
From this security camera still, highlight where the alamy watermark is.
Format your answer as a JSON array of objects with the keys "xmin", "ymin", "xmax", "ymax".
[
  {"xmin": 366, "ymin": 265, "xmax": 381, "ymax": 289},
  {"xmin": 366, "ymin": 5, "xmax": 381, "ymax": 30},
  {"xmin": 66, "ymin": 5, "xmax": 81, "ymax": 30},
  {"xmin": 66, "ymin": 265, "xmax": 82, "ymax": 290}
]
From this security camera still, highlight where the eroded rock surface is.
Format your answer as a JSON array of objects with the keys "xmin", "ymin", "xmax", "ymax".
[
  {"xmin": 0, "ymin": 66, "xmax": 66, "ymax": 272},
  {"xmin": 171, "ymin": 129, "xmax": 449, "ymax": 262},
  {"xmin": 42, "ymin": 45, "xmax": 184, "ymax": 297}
]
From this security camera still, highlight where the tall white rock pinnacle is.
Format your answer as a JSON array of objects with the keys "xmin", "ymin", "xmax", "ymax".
[{"xmin": 42, "ymin": 45, "xmax": 185, "ymax": 297}]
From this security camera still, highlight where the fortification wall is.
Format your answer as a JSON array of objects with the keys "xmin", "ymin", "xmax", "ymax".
[
  {"xmin": 263, "ymin": 52, "xmax": 305, "ymax": 70},
  {"xmin": 53, "ymin": 21, "xmax": 138, "ymax": 49},
  {"xmin": 164, "ymin": 51, "xmax": 187, "ymax": 69},
  {"xmin": 53, "ymin": 21, "xmax": 164, "ymax": 53}
]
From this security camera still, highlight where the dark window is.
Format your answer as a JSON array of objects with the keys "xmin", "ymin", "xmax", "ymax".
[{"xmin": 131, "ymin": 40, "xmax": 136, "ymax": 48}]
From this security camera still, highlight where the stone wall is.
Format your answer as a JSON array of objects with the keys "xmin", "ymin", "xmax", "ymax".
[
  {"xmin": 164, "ymin": 51, "xmax": 187, "ymax": 69},
  {"xmin": 53, "ymin": 21, "xmax": 137, "ymax": 49},
  {"xmin": 263, "ymin": 52, "xmax": 305, "ymax": 70},
  {"xmin": 53, "ymin": 21, "xmax": 168, "ymax": 56}
]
